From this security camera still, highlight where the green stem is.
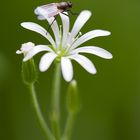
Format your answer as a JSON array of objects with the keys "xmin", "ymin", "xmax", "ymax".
[
  {"xmin": 29, "ymin": 83, "xmax": 54, "ymax": 140},
  {"xmin": 51, "ymin": 62, "xmax": 61, "ymax": 140},
  {"xmin": 62, "ymin": 112, "xmax": 76, "ymax": 140}
]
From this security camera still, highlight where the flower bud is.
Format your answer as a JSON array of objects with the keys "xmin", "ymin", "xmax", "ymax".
[
  {"xmin": 22, "ymin": 58, "xmax": 38, "ymax": 85},
  {"xmin": 66, "ymin": 80, "xmax": 80, "ymax": 114}
]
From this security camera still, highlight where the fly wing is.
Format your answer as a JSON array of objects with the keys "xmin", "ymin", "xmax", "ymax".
[{"xmin": 35, "ymin": 3, "xmax": 60, "ymax": 18}]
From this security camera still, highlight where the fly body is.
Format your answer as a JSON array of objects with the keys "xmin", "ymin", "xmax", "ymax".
[
  {"xmin": 35, "ymin": 1, "xmax": 73, "ymax": 18},
  {"xmin": 56, "ymin": 1, "xmax": 72, "ymax": 11},
  {"xmin": 35, "ymin": 1, "xmax": 78, "ymax": 33}
]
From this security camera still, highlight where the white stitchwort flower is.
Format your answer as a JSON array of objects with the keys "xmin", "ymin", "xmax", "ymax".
[{"xmin": 17, "ymin": 8, "xmax": 113, "ymax": 82}]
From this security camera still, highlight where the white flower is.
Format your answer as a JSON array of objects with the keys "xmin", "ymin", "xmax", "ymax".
[
  {"xmin": 18, "ymin": 9, "xmax": 113, "ymax": 82},
  {"xmin": 16, "ymin": 42, "xmax": 35, "ymax": 56}
]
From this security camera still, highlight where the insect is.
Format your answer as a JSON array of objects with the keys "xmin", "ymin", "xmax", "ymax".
[{"xmin": 35, "ymin": 1, "xmax": 78, "ymax": 32}]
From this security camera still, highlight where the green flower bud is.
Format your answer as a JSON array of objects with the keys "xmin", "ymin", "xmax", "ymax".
[
  {"xmin": 66, "ymin": 80, "xmax": 80, "ymax": 114},
  {"xmin": 22, "ymin": 59, "xmax": 38, "ymax": 85}
]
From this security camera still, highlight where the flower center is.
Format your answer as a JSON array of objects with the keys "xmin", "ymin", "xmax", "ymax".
[
  {"xmin": 57, "ymin": 50, "xmax": 61, "ymax": 55},
  {"xmin": 55, "ymin": 31, "xmax": 82, "ymax": 58},
  {"xmin": 56, "ymin": 48, "xmax": 66, "ymax": 57}
]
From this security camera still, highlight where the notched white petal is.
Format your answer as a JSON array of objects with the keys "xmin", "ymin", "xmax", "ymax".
[
  {"xmin": 69, "ymin": 54, "xmax": 96, "ymax": 74},
  {"xmin": 70, "ymin": 10, "xmax": 92, "ymax": 39},
  {"xmin": 21, "ymin": 22, "xmax": 56, "ymax": 47},
  {"xmin": 59, "ymin": 12, "xmax": 70, "ymax": 47},
  {"xmin": 21, "ymin": 22, "xmax": 46, "ymax": 34},
  {"xmin": 71, "ymin": 46, "xmax": 113, "ymax": 59},
  {"xmin": 23, "ymin": 45, "xmax": 53, "ymax": 61},
  {"xmin": 61, "ymin": 57, "xmax": 73, "ymax": 82},
  {"xmin": 39, "ymin": 52, "xmax": 57, "ymax": 72},
  {"xmin": 71, "ymin": 30, "xmax": 111, "ymax": 49}
]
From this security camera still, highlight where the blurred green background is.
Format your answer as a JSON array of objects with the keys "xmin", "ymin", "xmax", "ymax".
[{"xmin": 0, "ymin": 0, "xmax": 140, "ymax": 140}]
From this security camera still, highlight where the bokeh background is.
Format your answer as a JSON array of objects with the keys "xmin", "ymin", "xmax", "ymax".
[{"xmin": 0, "ymin": 0, "xmax": 140, "ymax": 140}]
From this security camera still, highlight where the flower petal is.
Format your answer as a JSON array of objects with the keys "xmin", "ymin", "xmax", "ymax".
[
  {"xmin": 39, "ymin": 52, "xmax": 57, "ymax": 72},
  {"xmin": 59, "ymin": 12, "xmax": 70, "ymax": 48},
  {"xmin": 36, "ymin": 7, "xmax": 60, "ymax": 46},
  {"xmin": 69, "ymin": 54, "xmax": 96, "ymax": 74},
  {"xmin": 61, "ymin": 57, "xmax": 73, "ymax": 82},
  {"xmin": 71, "ymin": 46, "xmax": 113, "ymax": 59},
  {"xmin": 70, "ymin": 10, "xmax": 91, "ymax": 39},
  {"xmin": 71, "ymin": 30, "xmax": 111, "ymax": 49},
  {"xmin": 21, "ymin": 22, "xmax": 56, "ymax": 47},
  {"xmin": 16, "ymin": 42, "xmax": 35, "ymax": 56},
  {"xmin": 23, "ymin": 45, "xmax": 53, "ymax": 61},
  {"xmin": 16, "ymin": 50, "xmax": 22, "ymax": 54}
]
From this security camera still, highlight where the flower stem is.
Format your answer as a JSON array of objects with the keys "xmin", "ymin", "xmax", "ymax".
[
  {"xmin": 62, "ymin": 112, "xmax": 76, "ymax": 140},
  {"xmin": 51, "ymin": 62, "xmax": 61, "ymax": 140},
  {"xmin": 29, "ymin": 83, "xmax": 54, "ymax": 140}
]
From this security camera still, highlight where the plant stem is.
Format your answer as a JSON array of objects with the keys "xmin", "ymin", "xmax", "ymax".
[
  {"xmin": 29, "ymin": 83, "xmax": 54, "ymax": 140},
  {"xmin": 51, "ymin": 62, "xmax": 61, "ymax": 140},
  {"xmin": 62, "ymin": 112, "xmax": 76, "ymax": 140}
]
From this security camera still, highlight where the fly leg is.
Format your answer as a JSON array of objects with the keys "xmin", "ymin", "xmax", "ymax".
[
  {"xmin": 61, "ymin": 10, "xmax": 78, "ymax": 17},
  {"xmin": 46, "ymin": 15, "xmax": 58, "ymax": 34},
  {"xmin": 69, "ymin": 10, "xmax": 79, "ymax": 15},
  {"xmin": 65, "ymin": 9, "xmax": 79, "ymax": 16},
  {"xmin": 61, "ymin": 12, "xmax": 69, "ymax": 17}
]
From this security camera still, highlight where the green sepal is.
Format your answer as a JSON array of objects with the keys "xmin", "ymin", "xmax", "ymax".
[
  {"xmin": 22, "ymin": 59, "xmax": 38, "ymax": 85},
  {"xmin": 66, "ymin": 80, "xmax": 80, "ymax": 114}
]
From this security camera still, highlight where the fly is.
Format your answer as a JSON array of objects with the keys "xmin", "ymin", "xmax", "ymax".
[{"xmin": 35, "ymin": 1, "xmax": 78, "ymax": 33}]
